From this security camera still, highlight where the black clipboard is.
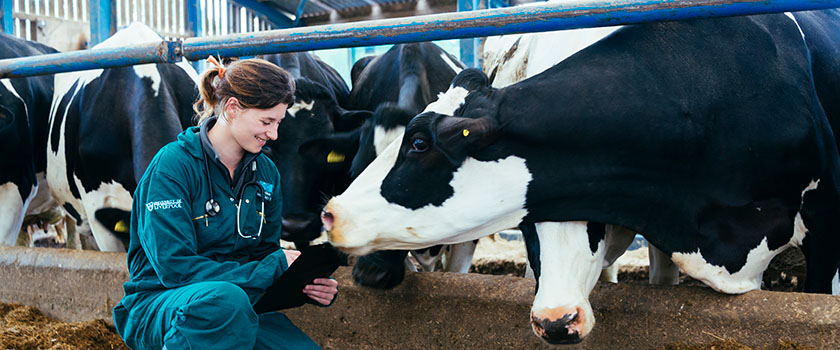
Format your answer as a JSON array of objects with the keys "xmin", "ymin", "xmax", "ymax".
[{"xmin": 253, "ymin": 243, "xmax": 349, "ymax": 313}]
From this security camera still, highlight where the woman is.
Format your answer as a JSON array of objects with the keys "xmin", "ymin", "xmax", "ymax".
[{"xmin": 113, "ymin": 57, "xmax": 338, "ymax": 350}]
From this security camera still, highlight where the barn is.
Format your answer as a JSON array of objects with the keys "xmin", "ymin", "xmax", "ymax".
[{"xmin": 2, "ymin": 0, "xmax": 840, "ymax": 349}]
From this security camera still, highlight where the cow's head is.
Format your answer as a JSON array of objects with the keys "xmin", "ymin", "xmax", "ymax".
[
  {"xmin": 264, "ymin": 78, "xmax": 370, "ymax": 243},
  {"xmin": 321, "ymin": 69, "xmax": 529, "ymax": 254}
]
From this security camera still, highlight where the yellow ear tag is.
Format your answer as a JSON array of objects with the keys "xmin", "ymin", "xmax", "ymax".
[
  {"xmin": 462, "ymin": 129, "xmax": 470, "ymax": 137},
  {"xmin": 327, "ymin": 150, "xmax": 345, "ymax": 163},
  {"xmin": 114, "ymin": 220, "xmax": 128, "ymax": 233}
]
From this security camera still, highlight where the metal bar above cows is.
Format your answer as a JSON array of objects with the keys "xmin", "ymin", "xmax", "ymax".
[
  {"xmin": 0, "ymin": 40, "xmax": 180, "ymax": 78},
  {"xmin": 2, "ymin": 0, "xmax": 840, "ymax": 78}
]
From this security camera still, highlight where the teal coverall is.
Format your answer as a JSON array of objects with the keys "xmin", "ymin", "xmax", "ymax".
[{"xmin": 113, "ymin": 119, "xmax": 321, "ymax": 350}]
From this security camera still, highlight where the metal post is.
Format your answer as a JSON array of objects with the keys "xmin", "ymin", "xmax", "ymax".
[
  {"xmin": 230, "ymin": 0, "xmax": 295, "ymax": 28},
  {"xmin": 1, "ymin": 0, "xmax": 14, "ymax": 35},
  {"xmin": 294, "ymin": 0, "xmax": 308, "ymax": 27},
  {"xmin": 89, "ymin": 0, "xmax": 114, "ymax": 46},
  {"xmin": 3, "ymin": 0, "xmax": 840, "ymax": 78},
  {"xmin": 458, "ymin": 0, "xmax": 481, "ymax": 68}
]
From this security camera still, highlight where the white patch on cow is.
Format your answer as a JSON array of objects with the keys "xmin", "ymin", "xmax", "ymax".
[
  {"xmin": 792, "ymin": 179, "xmax": 820, "ymax": 246},
  {"xmin": 424, "ymin": 86, "xmax": 469, "ymax": 116},
  {"xmin": 439, "ymin": 53, "xmax": 463, "ymax": 74},
  {"xmin": 0, "ymin": 182, "xmax": 36, "ymax": 245},
  {"xmin": 441, "ymin": 241, "xmax": 478, "ymax": 273},
  {"xmin": 832, "ymin": 271, "xmax": 839, "ymax": 296},
  {"xmin": 77, "ymin": 181, "xmax": 131, "ymax": 252},
  {"xmin": 483, "ymin": 26, "xmax": 620, "ymax": 88},
  {"xmin": 95, "ymin": 22, "xmax": 162, "ymax": 48},
  {"xmin": 25, "ymin": 172, "xmax": 60, "ymax": 216},
  {"xmin": 133, "ymin": 64, "xmax": 162, "ymax": 97},
  {"xmin": 784, "ymin": 12, "xmax": 806, "ymax": 40},
  {"xmin": 531, "ymin": 221, "xmax": 603, "ymax": 338},
  {"xmin": 287, "ymin": 99, "xmax": 314, "ymax": 118},
  {"xmin": 328, "ymin": 141, "xmax": 531, "ymax": 255},
  {"xmin": 373, "ymin": 125, "xmax": 405, "ymax": 156},
  {"xmin": 672, "ymin": 237, "xmax": 777, "ymax": 294}
]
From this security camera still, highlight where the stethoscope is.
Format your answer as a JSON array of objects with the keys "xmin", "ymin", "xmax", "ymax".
[{"xmin": 201, "ymin": 147, "xmax": 266, "ymax": 239}]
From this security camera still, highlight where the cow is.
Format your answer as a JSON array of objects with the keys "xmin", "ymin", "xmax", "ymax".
[
  {"xmin": 300, "ymin": 42, "xmax": 474, "ymax": 288},
  {"xmin": 320, "ymin": 11, "xmax": 840, "ymax": 344},
  {"xmin": 260, "ymin": 52, "xmax": 371, "ymax": 247},
  {"xmin": 0, "ymin": 33, "xmax": 59, "ymax": 246},
  {"xmin": 482, "ymin": 24, "xmax": 682, "ymax": 285},
  {"xmin": 47, "ymin": 22, "xmax": 199, "ymax": 251}
]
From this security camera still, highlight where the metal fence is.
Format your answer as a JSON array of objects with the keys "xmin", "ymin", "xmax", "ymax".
[{"xmin": 7, "ymin": 0, "xmax": 274, "ymax": 43}]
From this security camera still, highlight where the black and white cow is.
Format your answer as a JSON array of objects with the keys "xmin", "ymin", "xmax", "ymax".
[
  {"xmin": 0, "ymin": 33, "xmax": 59, "ymax": 246},
  {"xmin": 321, "ymin": 11, "xmax": 840, "ymax": 344},
  {"xmin": 261, "ymin": 52, "xmax": 371, "ymax": 245},
  {"xmin": 48, "ymin": 23, "xmax": 199, "ymax": 251},
  {"xmin": 482, "ymin": 22, "xmax": 682, "ymax": 285},
  {"xmin": 302, "ymin": 42, "xmax": 473, "ymax": 288}
]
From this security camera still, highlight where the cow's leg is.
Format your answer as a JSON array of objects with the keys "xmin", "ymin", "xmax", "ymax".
[
  {"xmin": 598, "ymin": 225, "xmax": 636, "ymax": 283},
  {"xmin": 442, "ymin": 240, "xmax": 478, "ymax": 273},
  {"xmin": 411, "ymin": 246, "xmax": 444, "ymax": 272},
  {"xmin": 352, "ymin": 250, "xmax": 410, "ymax": 289},
  {"xmin": 0, "ymin": 182, "xmax": 36, "ymax": 246},
  {"xmin": 648, "ymin": 244, "xmax": 680, "ymax": 285},
  {"xmin": 799, "ymin": 180, "xmax": 840, "ymax": 294},
  {"xmin": 522, "ymin": 221, "xmax": 607, "ymax": 344}
]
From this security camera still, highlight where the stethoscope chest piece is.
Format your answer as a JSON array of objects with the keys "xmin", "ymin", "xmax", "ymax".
[{"xmin": 205, "ymin": 198, "xmax": 221, "ymax": 217}]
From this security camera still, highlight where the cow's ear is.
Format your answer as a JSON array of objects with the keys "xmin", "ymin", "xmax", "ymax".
[
  {"xmin": 333, "ymin": 109, "xmax": 372, "ymax": 132},
  {"xmin": 450, "ymin": 68, "xmax": 489, "ymax": 93},
  {"xmin": 299, "ymin": 129, "xmax": 360, "ymax": 169},
  {"xmin": 434, "ymin": 115, "xmax": 498, "ymax": 159}
]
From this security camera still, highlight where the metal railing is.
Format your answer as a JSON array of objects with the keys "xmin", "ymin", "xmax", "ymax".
[{"xmin": 2, "ymin": 0, "xmax": 840, "ymax": 78}]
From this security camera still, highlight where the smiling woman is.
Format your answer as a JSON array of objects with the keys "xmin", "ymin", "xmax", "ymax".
[{"xmin": 111, "ymin": 57, "xmax": 340, "ymax": 350}]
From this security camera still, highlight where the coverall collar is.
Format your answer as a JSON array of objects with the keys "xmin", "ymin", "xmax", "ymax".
[{"xmin": 198, "ymin": 116, "xmax": 262, "ymax": 192}]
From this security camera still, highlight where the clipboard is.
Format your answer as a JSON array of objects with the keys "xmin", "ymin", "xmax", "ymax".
[{"xmin": 253, "ymin": 243, "xmax": 349, "ymax": 313}]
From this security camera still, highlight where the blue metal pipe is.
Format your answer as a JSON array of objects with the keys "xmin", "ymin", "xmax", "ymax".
[
  {"xmin": 89, "ymin": 0, "xmax": 113, "ymax": 46},
  {"xmin": 184, "ymin": 0, "xmax": 840, "ymax": 59},
  {"xmin": 0, "ymin": 41, "xmax": 179, "ymax": 78},
  {"xmin": 2, "ymin": 0, "xmax": 840, "ymax": 78},
  {"xmin": 2, "ymin": 0, "xmax": 14, "ymax": 35}
]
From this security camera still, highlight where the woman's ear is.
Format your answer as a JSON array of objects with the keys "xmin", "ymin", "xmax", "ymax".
[{"xmin": 224, "ymin": 97, "xmax": 242, "ymax": 119}]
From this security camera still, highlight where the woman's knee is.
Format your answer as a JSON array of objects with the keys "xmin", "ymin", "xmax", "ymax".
[{"xmin": 194, "ymin": 281, "xmax": 253, "ymax": 314}]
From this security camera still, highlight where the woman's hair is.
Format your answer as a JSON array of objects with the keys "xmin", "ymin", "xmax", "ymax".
[{"xmin": 194, "ymin": 58, "xmax": 296, "ymax": 123}]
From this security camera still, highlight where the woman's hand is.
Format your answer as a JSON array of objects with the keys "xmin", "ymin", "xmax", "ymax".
[
  {"xmin": 284, "ymin": 249, "xmax": 301, "ymax": 265},
  {"xmin": 303, "ymin": 278, "xmax": 339, "ymax": 305}
]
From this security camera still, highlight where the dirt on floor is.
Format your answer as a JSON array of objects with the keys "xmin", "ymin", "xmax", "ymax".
[
  {"xmin": 0, "ymin": 235, "xmax": 814, "ymax": 349},
  {"xmin": 0, "ymin": 302, "xmax": 128, "ymax": 350}
]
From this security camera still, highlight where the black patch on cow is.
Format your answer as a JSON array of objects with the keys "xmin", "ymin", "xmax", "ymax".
[
  {"xmin": 520, "ymin": 222, "xmax": 541, "ymax": 292},
  {"xmin": 352, "ymin": 250, "xmax": 409, "ymax": 289},
  {"xmin": 586, "ymin": 222, "xmax": 606, "ymax": 255}
]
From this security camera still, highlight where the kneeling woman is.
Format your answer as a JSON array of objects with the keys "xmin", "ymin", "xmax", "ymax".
[{"xmin": 113, "ymin": 57, "xmax": 338, "ymax": 350}]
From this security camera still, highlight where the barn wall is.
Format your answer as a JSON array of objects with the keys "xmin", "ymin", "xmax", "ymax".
[{"xmin": 1, "ymin": 245, "xmax": 838, "ymax": 349}]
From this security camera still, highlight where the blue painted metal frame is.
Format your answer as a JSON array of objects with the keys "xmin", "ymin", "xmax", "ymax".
[
  {"xmin": 230, "ymin": 0, "xmax": 295, "ymax": 28},
  {"xmin": 2, "ymin": 0, "xmax": 14, "ymax": 35},
  {"xmin": 89, "ymin": 0, "xmax": 113, "ymax": 46},
  {"xmin": 294, "ymin": 0, "xmax": 308, "ymax": 27},
  {"xmin": 3, "ymin": 0, "xmax": 840, "ymax": 78},
  {"xmin": 458, "ymin": 0, "xmax": 481, "ymax": 68}
]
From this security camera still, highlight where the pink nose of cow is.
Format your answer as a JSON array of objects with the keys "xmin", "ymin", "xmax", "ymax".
[
  {"xmin": 531, "ymin": 307, "xmax": 586, "ymax": 344},
  {"xmin": 320, "ymin": 209, "xmax": 334, "ymax": 232}
]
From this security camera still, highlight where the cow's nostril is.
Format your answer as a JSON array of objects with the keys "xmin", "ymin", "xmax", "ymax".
[
  {"xmin": 320, "ymin": 210, "xmax": 334, "ymax": 231},
  {"xmin": 531, "ymin": 311, "xmax": 584, "ymax": 345}
]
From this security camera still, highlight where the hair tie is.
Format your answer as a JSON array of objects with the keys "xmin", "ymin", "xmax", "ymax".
[{"xmin": 206, "ymin": 56, "xmax": 226, "ymax": 79}]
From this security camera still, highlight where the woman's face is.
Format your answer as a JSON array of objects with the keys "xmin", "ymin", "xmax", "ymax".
[{"xmin": 226, "ymin": 98, "xmax": 287, "ymax": 154}]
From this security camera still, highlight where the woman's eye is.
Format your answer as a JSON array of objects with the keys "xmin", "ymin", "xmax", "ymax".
[{"xmin": 411, "ymin": 138, "xmax": 429, "ymax": 152}]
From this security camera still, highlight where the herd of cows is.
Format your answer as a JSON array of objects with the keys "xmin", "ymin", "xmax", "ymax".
[{"xmin": 2, "ymin": 8, "xmax": 840, "ymax": 345}]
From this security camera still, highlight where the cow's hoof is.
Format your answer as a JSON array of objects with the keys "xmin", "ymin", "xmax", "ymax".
[{"xmin": 352, "ymin": 252, "xmax": 406, "ymax": 289}]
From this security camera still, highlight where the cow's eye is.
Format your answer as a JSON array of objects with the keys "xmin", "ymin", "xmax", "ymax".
[{"xmin": 411, "ymin": 138, "xmax": 429, "ymax": 152}]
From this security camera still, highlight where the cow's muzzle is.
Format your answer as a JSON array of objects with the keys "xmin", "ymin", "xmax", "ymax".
[{"xmin": 530, "ymin": 307, "xmax": 587, "ymax": 344}]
